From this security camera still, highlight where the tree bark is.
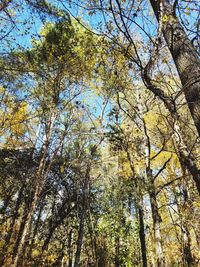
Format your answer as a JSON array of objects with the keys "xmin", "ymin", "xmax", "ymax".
[
  {"xmin": 172, "ymin": 119, "xmax": 200, "ymax": 194},
  {"xmin": 149, "ymin": 0, "xmax": 200, "ymax": 137},
  {"xmin": 179, "ymin": 178, "xmax": 196, "ymax": 266},
  {"xmin": 74, "ymin": 165, "xmax": 90, "ymax": 267},
  {"xmin": 125, "ymin": 148, "xmax": 148, "ymax": 267},
  {"xmin": 74, "ymin": 207, "xmax": 86, "ymax": 267},
  {"xmin": 27, "ymin": 204, "xmax": 43, "ymax": 260},
  {"xmin": 138, "ymin": 207, "xmax": 148, "ymax": 267},
  {"xmin": 68, "ymin": 229, "xmax": 73, "ymax": 267},
  {"xmin": 114, "ymin": 236, "xmax": 120, "ymax": 267},
  {"xmin": 147, "ymin": 168, "xmax": 165, "ymax": 267},
  {"xmin": 0, "ymin": 185, "xmax": 24, "ymax": 266},
  {"xmin": 12, "ymin": 181, "xmax": 43, "ymax": 267}
]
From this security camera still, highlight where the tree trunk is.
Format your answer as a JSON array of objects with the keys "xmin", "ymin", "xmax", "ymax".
[
  {"xmin": 12, "ymin": 182, "xmax": 43, "ymax": 267},
  {"xmin": 125, "ymin": 145, "xmax": 148, "ymax": 267},
  {"xmin": 97, "ymin": 235, "xmax": 107, "ymax": 267},
  {"xmin": 0, "ymin": 185, "xmax": 24, "ymax": 266},
  {"xmin": 138, "ymin": 207, "xmax": 148, "ymax": 267},
  {"xmin": 27, "ymin": 204, "xmax": 43, "ymax": 260},
  {"xmin": 172, "ymin": 119, "xmax": 200, "ymax": 194},
  {"xmin": 114, "ymin": 236, "xmax": 120, "ymax": 267},
  {"xmin": 182, "ymin": 226, "xmax": 195, "ymax": 267},
  {"xmin": 68, "ymin": 229, "xmax": 73, "ymax": 267},
  {"xmin": 149, "ymin": 0, "xmax": 200, "ymax": 137},
  {"xmin": 74, "ymin": 210, "xmax": 86, "ymax": 267},
  {"xmin": 11, "ymin": 110, "xmax": 58, "ymax": 267},
  {"xmin": 148, "ymin": 169, "xmax": 165, "ymax": 267},
  {"xmin": 88, "ymin": 210, "xmax": 98, "ymax": 266},
  {"xmin": 179, "ymin": 179, "xmax": 196, "ymax": 266},
  {"xmin": 74, "ymin": 165, "xmax": 90, "ymax": 267}
]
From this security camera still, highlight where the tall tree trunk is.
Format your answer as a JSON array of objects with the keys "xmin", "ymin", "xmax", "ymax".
[
  {"xmin": 12, "ymin": 181, "xmax": 43, "ymax": 267},
  {"xmin": 74, "ymin": 165, "xmax": 90, "ymax": 267},
  {"xmin": 97, "ymin": 235, "xmax": 107, "ymax": 267},
  {"xmin": 74, "ymin": 209, "xmax": 86, "ymax": 267},
  {"xmin": 182, "ymin": 226, "xmax": 195, "ymax": 267},
  {"xmin": 114, "ymin": 236, "xmax": 120, "ymax": 267},
  {"xmin": 88, "ymin": 210, "xmax": 98, "ymax": 266},
  {"xmin": 11, "ymin": 111, "xmax": 59, "ymax": 267},
  {"xmin": 179, "ymin": 177, "xmax": 196, "ymax": 266},
  {"xmin": 135, "ymin": 89, "xmax": 164, "ymax": 266},
  {"xmin": 149, "ymin": 0, "xmax": 200, "ymax": 136},
  {"xmin": 11, "ymin": 194, "xmax": 33, "ymax": 265},
  {"xmin": 68, "ymin": 229, "xmax": 73, "ymax": 267},
  {"xmin": 0, "ymin": 185, "xmax": 24, "ymax": 266},
  {"xmin": 138, "ymin": 207, "xmax": 148, "ymax": 267},
  {"xmin": 27, "ymin": 204, "xmax": 43, "ymax": 260},
  {"xmin": 148, "ymin": 169, "xmax": 165, "ymax": 267},
  {"xmin": 125, "ymin": 149, "xmax": 148, "ymax": 267}
]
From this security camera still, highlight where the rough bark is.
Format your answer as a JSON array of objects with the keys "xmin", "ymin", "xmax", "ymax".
[{"xmin": 149, "ymin": 0, "xmax": 200, "ymax": 136}]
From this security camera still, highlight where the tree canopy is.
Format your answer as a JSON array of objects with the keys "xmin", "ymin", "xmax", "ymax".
[{"xmin": 0, "ymin": 1, "xmax": 200, "ymax": 267}]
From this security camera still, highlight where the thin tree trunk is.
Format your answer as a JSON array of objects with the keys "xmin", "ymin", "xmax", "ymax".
[
  {"xmin": 12, "ymin": 181, "xmax": 43, "ymax": 267},
  {"xmin": 182, "ymin": 226, "xmax": 195, "ymax": 267},
  {"xmin": 138, "ymin": 207, "xmax": 148, "ymax": 267},
  {"xmin": 74, "ymin": 211, "xmax": 86, "ymax": 267},
  {"xmin": 11, "ymin": 194, "xmax": 32, "ymax": 264},
  {"xmin": 68, "ymin": 229, "xmax": 73, "ymax": 267},
  {"xmin": 97, "ymin": 235, "xmax": 107, "ymax": 267},
  {"xmin": 0, "ymin": 185, "xmax": 24, "ymax": 266},
  {"xmin": 148, "ymin": 169, "xmax": 165, "ymax": 267},
  {"xmin": 149, "ymin": 0, "xmax": 200, "ymax": 137},
  {"xmin": 125, "ymin": 149, "xmax": 148, "ymax": 267},
  {"xmin": 135, "ymin": 90, "xmax": 164, "ymax": 267},
  {"xmin": 27, "ymin": 204, "xmax": 43, "ymax": 260},
  {"xmin": 179, "ymin": 177, "xmax": 196, "ymax": 266},
  {"xmin": 74, "ymin": 165, "xmax": 90, "ymax": 267},
  {"xmin": 114, "ymin": 236, "xmax": 120, "ymax": 267},
  {"xmin": 88, "ymin": 210, "xmax": 98, "ymax": 266},
  {"xmin": 11, "ymin": 111, "xmax": 60, "ymax": 267}
]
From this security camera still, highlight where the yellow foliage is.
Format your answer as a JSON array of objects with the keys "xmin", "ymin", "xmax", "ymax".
[
  {"xmin": 32, "ymin": 249, "xmax": 41, "ymax": 257},
  {"xmin": 162, "ymin": 14, "xmax": 168, "ymax": 23},
  {"xmin": 0, "ymin": 91, "xmax": 28, "ymax": 147}
]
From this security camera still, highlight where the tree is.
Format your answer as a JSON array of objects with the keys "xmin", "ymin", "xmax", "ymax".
[
  {"xmin": 0, "ymin": 1, "xmax": 200, "ymax": 266},
  {"xmin": 149, "ymin": 0, "xmax": 200, "ymax": 136}
]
